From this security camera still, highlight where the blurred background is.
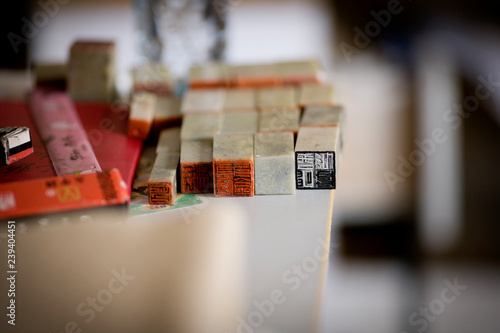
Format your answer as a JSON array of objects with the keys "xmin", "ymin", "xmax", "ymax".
[{"xmin": 1, "ymin": 0, "xmax": 499, "ymax": 332}]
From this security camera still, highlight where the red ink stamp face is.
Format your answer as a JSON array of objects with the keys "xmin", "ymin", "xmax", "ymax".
[
  {"xmin": 148, "ymin": 182, "xmax": 173, "ymax": 205},
  {"xmin": 181, "ymin": 163, "xmax": 213, "ymax": 194},
  {"xmin": 213, "ymin": 160, "xmax": 254, "ymax": 197}
]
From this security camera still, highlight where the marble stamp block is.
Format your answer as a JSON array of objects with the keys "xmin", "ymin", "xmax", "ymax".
[
  {"xmin": 301, "ymin": 105, "xmax": 345, "ymax": 153},
  {"xmin": 230, "ymin": 63, "xmax": 279, "ymax": 87},
  {"xmin": 222, "ymin": 89, "xmax": 256, "ymax": 111},
  {"xmin": 189, "ymin": 62, "xmax": 228, "ymax": 88},
  {"xmin": 127, "ymin": 91, "xmax": 157, "ymax": 141},
  {"xmin": 295, "ymin": 127, "xmax": 340, "ymax": 190},
  {"xmin": 275, "ymin": 59, "xmax": 326, "ymax": 85},
  {"xmin": 180, "ymin": 140, "xmax": 214, "ymax": 194},
  {"xmin": 298, "ymin": 83, "xmax": 335, "ymax": 108},
  {"xmin": 181, "ymin": 89, "xmax": 226, "ymax": 114},
  {"xmin": 257, "ymin": 87, "xmax": 296, "ymax": 111},
  {"xmin": 156, "ymin": 127, "xmax": 181, "ymax": 155},
  {"xmin": 180, "ymin": 113, "xmax": 222, "ymax": 140},
  {"xmin": 221, "ymin": 111, "xmax": 258, "ymax": 134},
  {"xmin": 213, "ymin": 134, "xmax": 254, "ymax": 197},
  {"xmin": 254, "ymin": 132, "xmax": 295, "ymax": 195},
  {"xmin": 131, "ymin": 62, "xmax": 172, "ymax": 95},
  {"xmin": 67, "ymin": 40, "xmax": 116, "ymax": 103},
  {"xmin": 300, "ymin": 105, "xmax": 343, "ymax": 127},
  {"xmin": 258, "ymin": 107, "xmax": 300, "ymax": 134},
  {"xmin": 153, "ymin": 96, "xmax": 182, "ymax": 136},
  {"xmin": 148, "ymin": 152, "xmax": 180, "ymax": 205}
]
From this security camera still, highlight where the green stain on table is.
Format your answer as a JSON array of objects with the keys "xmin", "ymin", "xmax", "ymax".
[{"xmin": 128, "ymin": 192, "xmax": 203, "ymax": 217}]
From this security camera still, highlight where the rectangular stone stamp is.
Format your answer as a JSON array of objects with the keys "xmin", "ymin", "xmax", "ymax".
[
  {"xmin": 180, "ymin": 140, "xmax": 214, "ymax": 194},
  {"xmin": 180, "ymin": 113, "xmax": 222, "ymax": 140},
  {"xmin": 156, "ymin": 127, "xmax": 181, "ymax": 154},
  {"xmin": 131, "ymin": 62, "xmax": 172, "ymax": 95},
  {"xmin": 301, "ymin": 105, "xmax": 345, "ymax": 153},
  {"xmin": 67, "ymin": 40, "xmax": 116, "ymax": 103},
  {"xmin": 148, "ymin": 152, "xmax": 180, "ymax": 205},
  {"xmin": 257, "ymin": 87, "xmax": 296, "ymax": 111},
  {"xmin": 230, "ymin": 63, "xmax": 279, "ymax": 87},
  {"xmin": 181, "ymin": 88, "xmax": 226, "ymax": 114},
  {"xmin": 222, "ymin": 89, "xmax": 256, "ymax": 111},
  {"xmin": 221, "ymin": 111, "xmax": 258, "ymax": 134},
  {"xmin": 152, "ymin": 96, "xmax": 182, "ymax": 136},
  {"xmin": 254, "ymin": 132, "xmax": 295, "ymax": 195},
  {"xmin": 300, "ymin": 105, "xmax": 344, "ymax": 127},
  {"xmin": 189, "ymin": 62, "xmax": 228, "ymax": 88},
  {"xmin": 298, "ymin": 83, "xmax": 335, "ymax": 108},
  {"xmin": 258, "ymin": 107, "xmax": 300, "ymax": 134},
  {"xmin": 127, "ymin": 91, "xmax": 157, "ymax": 141},
  {"xmin": 276, "ymin": 59, "xmax": 326, "ymax": 85},
  {"xmin": 295, "ymin": 127, "xmax": 339, "ymax": 190},
  {"xmin": 213, "ymin": 134, "xmax": 254, "ymax": 197}
]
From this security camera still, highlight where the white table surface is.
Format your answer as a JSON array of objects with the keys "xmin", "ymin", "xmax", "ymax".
[{"xmin": 131, "ymin": 190, "xmax": 335, "ymax": 333}]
